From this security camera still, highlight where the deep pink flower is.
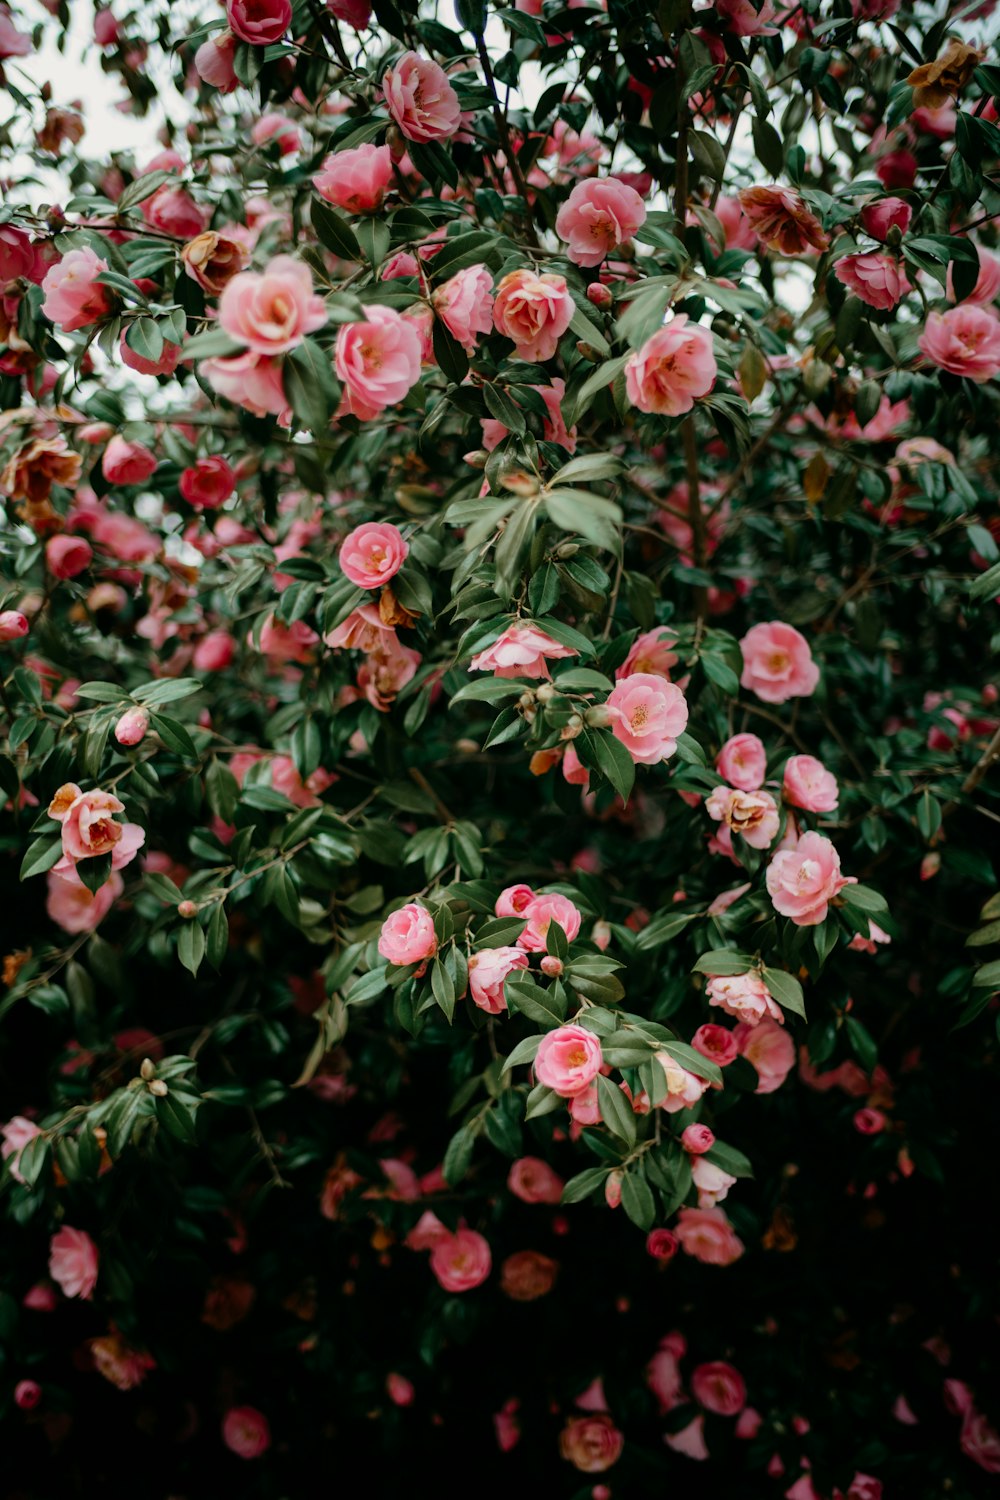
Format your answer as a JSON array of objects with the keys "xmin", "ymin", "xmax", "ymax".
[{"xmin": 555, "ymin": 177, "xmax": 646, "ymax": 267}]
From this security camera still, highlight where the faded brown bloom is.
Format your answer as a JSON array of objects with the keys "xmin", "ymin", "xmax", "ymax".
[
  {"xmin": 378, "ymin": 585, "xmax": 418, "ymax": 629},
  {"xmin": 739, "ymin": 186, "xmax": 830, "ymax": 257},
  {"xmin": 0, "ymin": 435, "xmax": 82, "ymax": 505},
  {"xmin": 181, "ymin": 231, "xmax": 248, "ymax": 295},
  {"xmin": 500, "ymin": 1249, "xmax": 560, "ymax": 1302},
  {"xmin": 3, "ymin": 950, "xmax": 32, "ymax": 988},
  {"xmin": 36, "ymin": 107, "xmax": 85, "ymax": 155},
  {"xmin": 202, "ymin": 1276, "xmax": 256, "ymax": 1331},
  {"xmin": 908, "ymin": 39, "xmax": 986, "ymax": 109}
]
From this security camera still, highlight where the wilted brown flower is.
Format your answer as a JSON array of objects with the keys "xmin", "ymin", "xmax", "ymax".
[
  {"xmin": 36, "ymin": 107, "xmax": 85, "ymax": 155},
  {"xmin": 738, "ymin": 186, "xmax": 830, "ymax": 257},
  {"xmin": 0, "ymin": 434, "xmax": 82, "ymax": 505},
  {"xmin": 908, "ymin": 39, "xmax": 986, "ymax": 109},
  {"xmin": 181, "ymin": 231, "xmax": 249, "ymax": 295}
]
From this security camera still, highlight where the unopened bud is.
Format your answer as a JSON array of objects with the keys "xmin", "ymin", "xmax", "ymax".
[
  {"xmin": 605, "ymin": 1171, "xmax": 623, "ymax": 1209},
  {"xmin": 560, "ymin": 714, "xmax": 584, "ymax": 740},
  {"xmin": 464, "ymin": 448, "xmax": 489, "ymax": 469},
  {"xmin": 540, "ymin": 955, "xmax": 563, "ymax": 977},
  {"xmin": 535, "ymin": 682, "xmax": 556, "ymax": 705},
  {"xmin": 517, "ymin": 691, "xmax": 536, "ymax": 711},
  {"xmin": 454, "ymin": 738, "xmax": 479, "ymax": 754},
  {"xmin": 584, "ymin": 705, "xmax": 613, "ymax": 729},
  {"xmin": 586, "ymin": 282, "xmax": 613, "ymax": 309},
  {"xmin": 575, "ymin": 341, "xmax": 603, "ymax": 363},
  {"xmin": 147, "ymin": 1078, "xmax": 169, "ymax": 1096},
  {"xmin": 0, "ymin": 610, "xmax": 29, "ymax": 643},
  {"xmin": 553, "ymin": 542, "xmax": 579, "ymax": 559},
  {"xmin": 178, "ymin": 900, "xmax": 198, "ymax": 919},
  {"xmin": 114, "ymin": 706, "xmax": 149, "ymax": 747},
  {"xmin": 499, "ymin": 470, "xmax": 540, "ymax": 496},
  {"xmin": 140, "ymin": 1057, "xmax": 156, "ymax": 1080}
]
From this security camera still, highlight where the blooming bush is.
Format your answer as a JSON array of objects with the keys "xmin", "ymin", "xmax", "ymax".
[{"xmin": 2, "ymin": 0, "xmax": 1000, "ymax": 1494}]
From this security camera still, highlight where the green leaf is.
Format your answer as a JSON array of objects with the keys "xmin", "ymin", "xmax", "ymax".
[
  {"xmin": 584, "ymin": 728, "xmax": 635, "ymax": 804},
  {"xmin": 442, "ymin": 1124, "xmax": 477, "ymax": 1185},
  {"xmin": 972, "ymin": 959, "xmax": 1000, "ymax": 990},
  {"xmin": 285, "ymin": 338, "xmax": 338, "ymax": 433},
  {"xmin": 692, "ymin": 950, "xmax": 753, "ymax": 976},
  {"xmin": 761, "ymin": 966, "xmax": 806, "ymax": 1020},
  {"xmin": 206, "ymin": 902, "xmax": 229, "ymax": 970},
  {"xmin": 502, "ymin": 1034, "xmax": 542, "ymax": 1072},
  {"xmin": 841, "ymin": 884, "xmax": 888, "ymax": 915},
  {"xmin": 703, "ymin": 1141, "xmax": 754, "ymax": 1179},
  {"xmin": 150, "ymin": 713, "xmax": 198, "ymax": 758},
  {"xmin": 597, "ymin": 1073, "xmax": 636, "ymax": 1145},
  {"xmin": 845, "ymin": 1015, "xmax": 877, "ymax": 1074},
  {"xmin": 156, "ymin": 1091, "xmax": 200, "ymax": 1146},
  {"xmin": 524, "ymin": 1083, "xmax": 562, "ymax": 1119},
  {"xmin": 966, "ymin": 920, "xmax": 1000, "ymax": 948},
  {"xmin": 621, "ymin": 1170, "xmax": 656, "ymax": 1230},
  {"xmin": 506, "ymin": 976, "xmax": 567, "ymax": 1026},
  {"xmin": 431, "ymin": 958, "xmax": 456, "ymax": 1022},
  {"xmin": 560, "ymin": 1166, "xmax": 610, "ymax": 1204},
  {"xmin": 20, "ymin": 837, "xmax": 64, "ymax": 881},
  {"xmin": 312, "ymin": 197, "xmax": 361, "ymax": 259},
  {"xmin": 450, "ymin": 677, "xmax": 525, "ymax": 707},
  {"xmin": 145, "ymin": 871, "xmax": 183, "ymax": 906},
  {"xmin": 177, "ymin": 920, "xmax": 206, "ymax": 976}
]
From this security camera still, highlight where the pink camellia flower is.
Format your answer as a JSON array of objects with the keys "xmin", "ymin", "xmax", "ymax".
[
  {"xmin": 716, "ymin": 733, "xmax": 767, "ymax": 791},
  {"xmin": 93, "ymin": 509, "xmax": 158, "ymax": 563},
  {"xmin": 383, "ymin": 52, "xmax": 461, "ymax": 143},
  {"xmin": 492, "ymin": 269, "xmax": 575, "ymax": 362},
  {"xmin": 848, "ymin": 919, "xmax": 891, "ymax": 955},
  {"xmin": 675, "ymin": 1206, "xmax": 745, "ymax": 1265},
  {"xmin": 14, "ymin": 1379, "xmax": 42, "ymax": 1409},
  {"xmin": 335, "ymin": 305, "xmax": 422, "ymax": 421},
  {"xmin": 947, "ymin": 245, "xmax": 1000, "ymax": 305},
  {"xmin": 657, "ymin": 1053, "xmax": 710, "ymax": 1113},
  {"xmin": 49, "ymin": 784, "xmax": 125, "ymax": 862},
  {"xmin": 46, "ymin": 866, "xmax": 123, "ymax": 933},
  {"xmin": 734, "ymin": 1017, "xmax": 796, "ymax": 1093},
  {"xmin": 193, "ymin": 630, "xmax": 236, "ymax": 672},
  {"xmin": 496, "ymin": 883, "xmax": 535, "ymax": 918},
  {"xmin": 180, "ymin": 456, "xmax": 236, "ymax": 510},
  {"xmin": 646, "ymin": 1333, "xmax": 685, "ymax": 1411},
  {"xmin": 682, "ymin": 1123, "xmax": 716, "ymax": 1155},
  {"xmin": 517, "ymin": 891, "xmax": 582, "ymax": 952},
  {"xmin": 0, "ymin": 225, "xmax": 37, "ymax": 285},
  {"xmin": 119, "ymin": 331, "xmax": 182, "ymax": 378},
  {"xmin": 226, "ymin": 0, "xmax": 290, "ymax": 45},
  {"xmin": 707, "ymin": 972, "xmax": 783, "ymax": 1026},
  {"xmin": 46, "ymin": 534, "xmax": 92, "ymax": 580},
  {"xmin": 429, "ymin": 1228, "xmax": 492, "ymax": 1292},
  {"xmin": 783, "ymin": 754, "xmax": 839, "ymax": 813},
  {"xmin": 0, "ymin": 609, "xmax": 29, "ymax": 642},
  {"xmin": 222, "ymin": 1405, "xmax": 272, "ymax": 1459},
  {"xmin": 102, "ymin": 436, "xmax": 157, "ymax": 486},
  {"xmin": 717, "ymin": 0, "xmax": 777, "ymax": 34},
  {"xmin": 2, "ymin": 1116, "xmax": 43, "ymax": 1183},
  {"xmin": 555, "ymin": 177, "xmax": 646, "ymax": 267},
  {"xmin": 507, "ymin": 1156, "xmax": 564, "ymax": 1204},
  {"xmin": 251, "ymin": 112, "xmax": 300, "ymax": 154},
  {"xmin": 860, "ymin": 196, "xmax": 912, "ymax": 240},
  {"xmin": 646, "ymin": 1228, "xmax": 679, "ymax": 1263},
  {"xmin": 691, "ymin": 1156, "xmax": 737, "ymax": 1206},
  {"xmin": 534, "ymin": 1024, "xmax": 602, "ymax": 1097},
  {"xmin": 313, "ymin": 143, "xmax": 393, "ymax": 214},
  {"xmin": 142, "ymin": 185, "xmax": 207, "ymax": 239},
  {"xmin": 705, "ymin": 786, "xmax": 780, "ymax": 849},
  {"xmin": 0, "ymin": 9, "xmax": 32, "ymax": 57},
  {"xmin": 766, "ymin": 830, "xmax": 850, "ymax": 926},
  {"xmin": 740, "ymin": 621, "xmax": 819, "ymax": 704},
  {"xmin": 625, "ymin": 315, "xmax": 717, "ymax": 417},
  {"xmin": 616, "ymin": 627, "xmax": 679, "ymax": 681},
  {"xmin": 918, "ymin": 305, "xmax": 1000, "ymax": 381},
  {"xmin": 338, "ymin": 521, "xmax": 408, "ymax": 589},
  {"xmin": 204, "ymin": 351, "xmax": 291, "ymax": 423},
  {"xmin": 834, "ymin": 252, "xmax": 910, "ymax": 310},
  {"xmin": 328, "ymin": 0, "xmax": 371, "ymax": 25},
  {"xmin": 692, "ymin": 1023, "xmax": 739, "ymax": 1066},
  {"xmin": 195, "ymin": 34, "xmax": 239, "ymax": 92},
  {"xmin": 357, "ymin": 641, "xmax": 422, "ymax": 712},
  {"xmin": 49, "ymin": 1226, "xmax": 99, "ymax": 1299},
  {"xmin": 468, "ymin": 945, "xmax": 528, "ymax": 1013},
  {"xmin": 114, "ymin": 707, "xmax": 149, "ymax": 746},
  {"xmin": 665, "ymin": 1414, "xmax": 710, "ymax": 1460},
  {"xmin": 90, "ymin": 1331, "xmax": 156, "ymax": 1390},
  {"xmin": 41, "ymin": 248, "xmax": 113, "ymax": 332},
  {"xmin": 252, "ymin": 614, "xmax": 318, "ymax": 664},
  {"xmin": 692, "ymin": 1361, "xmax": 747, "ymax": 1416},
  {"xmin": 220, "ymin": 256, "xmax": 326, "ymax": 355},
  {"xmin": 432, "ymin": 263, "xmax": 493, "ymax": 353},
  {"xmin": 378, "ymin": 902, "xmax": 438, "ymax": 965},
  {"xmin": 959, "ymin": 1408, "xmax": 1000, "ymax": 1473},
  {"xmin": 605, "ymin": 673, "xmax": 688, "ymax": 765},
  {"xmin": 559, "ymin": 1413, "xmax": 624, "ymax": 1474},
  {"xmin": 470, "ymin": 621, "xmax": 577, "ymax": 680}
]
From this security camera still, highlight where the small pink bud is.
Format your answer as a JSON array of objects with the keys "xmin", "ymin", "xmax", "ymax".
[
  {"xmin": 178, "ymin": 900, "xmax": 198, "ymax": 919},
  {"xmin": 605, "ymin": 1171, "xmax": 623, "ymax": 1208},
  {"xmin": 586, "ymin": 281, "xmax": 614, "ymax": 309},
  {"xmin": 386, "ymin": 1372, "xmax": 415, "ymax": 1406},
  {"xmin": 46, "ymin": 534, "xmax": 93, "ymax": 580},
  {"xmin": 0, "ymin": 610, "xmax": 29, "ymax": 643},
  {"xmin": 854, "ymin": 1107, "xmax": 887, "ymax": 1135},
  {"xmin": 540, "ymin": 955, "xmax": 564, "ymax": 977},
  {"xmin": 920, "ymin": 852, "xmax": 941, "ymax": 881},
  {"xmin": 14, "ymin": 1380, "xmax": 42, "ymax": 1410},
  {"xmin": 681, "ymin": 1124, "xmax": 715, "ymax": 1155},
  {"xmin": 982, "ymin": 682, "xmax": 998, "ymax": 706},
  {"xmin": 114, "ymin": 706, "xmax": 149, "ymax": 746}
]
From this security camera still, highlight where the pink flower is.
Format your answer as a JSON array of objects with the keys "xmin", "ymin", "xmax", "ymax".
[
  {"xmin": 0, "ymin": 225, "xmax": 37, "ymax": 285},
  {"xmin": 0, "ymin": 10, "xmax": 31, "ymax": 57},
  {"xmin": 429, "ymin": 1228, "xmax": 492, "ymax": 1291},
  {"xmin": 691, "ymin": 1157, "xmax": 736, "ymax": 1207},
  {"xmin": 14, "ymin": 1379, "xmax": 41, "ymax": 1409},
  {"xmin": 534, "ymin": 1024, "xmax": 602, "ymax": 1096},
  {"xmin": 432, "ymin": 263, "xmax": 493, "ymax": 353},
  {"xmin": 834, "ymin": 253, "xmax": 910, "ymax": 310},
  {"xmin": 46, "ymin": 534, "xmax": 92, "ymax": 579},
  {"xmin": 49, "ymin": 1226, "xmax": 99, "ymax": 1299},
  {"xmin": 313, "ymin": 143, "xmax": 393, "ymax": 214},
  {"xmin": 357, "ymin": 641, "xmax": 421, "ymax": 711},
  {"xmin": 335, "ymin": 305, "xmax": 423, "ymax": 420},
  {"xmin": 204, "ymin": 351, "xmax": 291, "ymax": 423},
  {"xmin": 41, "ymin": 248, "xmax": 113, "ymax": 332},
  {"xmin": 468, "ymin": 945, "xmax": 528, "ymax": 1013},
  {"xmin": 193, "ymin": 631, "xmax": 235, "ymax": 672},
  {"xmin": 114, "ymin": 707, "xmax": 149, "ymax": 746},
  {"xmin": 783, "ymin": 754, "xmax": 838, "ymax": 813},
  {"xmin": 180, "ymin": 456, "xmax": 236, "ymax": 510},
  {"xmin": 195, "ymin": 34, "xmax": 238, "ymax": 91},
  {"xmin": 142, "ymin": 186, "xmax": 207, "ymax": 239},
  {"xmin": 675, "ymin": 1206, "xmax": 745, "ymax": 1265},
  {"xmin": 735, "ymin": 1017, "xmax": 796, "ymax": 1093},
  {"xmin": 46, "ymin": 867, "xmax": 123, "ymax": 933},
  {"xmin": 740, "ymin": 621, "xmax": 819, "ymax": 704},
  {"xmin": 50, "ymin": 784, "xmax": 124, "ymax": 862},
  {"xmin": 540, "ymin": 379, "xmax": 577, "ymax": 451},
  {"xmin": 738, "ymin": 185, "xmax": 829, "ymax": 256},
  {"xmin": 716, "ymin": 733, "xmax": 767, "ymax": 791},
  {"xmin": 947, "ymin": 245, "xmax": 1000, "ymax": 305},
  {"xmin": 378, "ymin": 903, "xmax": 438, "ymax": 965},
  {"xmin": 102, "ymin": 436, "xmax": 157, "ymax": 486},
  {"xmin": 625, "ymin": 315, "xmax": 717, "ymax": 416},
  {"xmin": 338, "ymin": 521, "xmax": 408, "ymax": 589},
  {"xmin": 646, "ymin": 1228, "xmax": 679, "ymax": 1262},
  {"xmin": 251, "ymin": 113, "xmax": 300, "ymax": 154},
  {"xmin": 328, "ymin": 0, "xmax": 371, "ymax": 27},
  {"xmin": 507, "ymin": 1156, "xmax": 564, "ymax": 1204},
  {"xmin": 386, "ymin": 1372, "xmax": 415, "ymax": 1406},
  {"xmin": 383, "ymin": 52, "xmax": 461, "ymax": 143},
  {"xmin": 558, "ymin": 1413, "xmax": 624, "ymax": 1473},
  {"xmin": 766, "ymin": 830, "xmax": 850, "ymax": 926},
  {"xmin": 707, "ymin": 972, "xmax": 783, "ymax": 1026},
  {"xmin": 692, "ymin": 1361, "xmax": 747, "ymax": 1416},
  {"xmin": 119, "ymin": 331, "xmax": 182, "ymax": 378},
  {"xmin": 517, "ymin": 891, "xmax": 582, "ymax": 952},
  {"xmin": 860, "ymin": 197, "xmax": 912, "ymax": 239},
  {"xmin": 496, "ymin": 883, "xmax": 535, "ymax": 918},
  {"xmin": 219, "ymin": 256, "xmax": 325, "ymax": 356},
  {"xmin": 492, "ymin": 268, "xmax": 575, "ymax": 362},
  {"xmin": 470, "ymin": 621, "xmax": 577, "ymax": 679},
  {"xmin": 717, "ymin": 0, "xmax": 777, "ymax": 33},
  {"xmin": 706, "ymin": 786, "xmax": 780, "ymax": 849},
  {"xmin": 226, "ymin": 0, "xmax": 290, "ymax": 45},
  {"xmin": 646, "ymin": 1336, "xmax": 685, "ymax": 1410},
  {"xmin": 606, "ymin": 673, "xmax": 688, "ymax": 765},
  {"xmin": 252, "ymin": 614, "xmax": 317, "ymax": 663},
  {"xmin": 665, "ymin": 1414, "xmax": 710, "ymax": 1460},
  {"xmin": 616, "ymin": 627, "xmax": 679, "ymax": 681},
  {"xmin": 222, "ymin": 1405, "xmax": 272, "ymax": 1459},
  {"xmin": 692, "ymin": 1023, "xmax": 739, "ymax": 1066},
  {"xmin": 555, "ymin": 177, "xmax": 646, "ymax": 267},
  {"xmin": 0, "ymin": 609, "xmax": 29, "ymax": 642},
  {"xmin": 656, "ymin": 1053, "xmax": 710, "ymax": 1112},
  {"xmin": 960, "ymin": 1409, "xmax": 1000, "ymax": 1473},
  {"xmin": 682, "ymin": 1123, "xmax": 715, "ymax": 1154},
  {"xmin": 919, "ymin": 304, "xmax": 1000, "ymax": 381},
  {"xmin": 2, "ymin": 1117, "xmax": 43, "ymax": 1183},
  {"xmin": 270, "ymin": 756, "xmax": 335, "ymax": 807}
]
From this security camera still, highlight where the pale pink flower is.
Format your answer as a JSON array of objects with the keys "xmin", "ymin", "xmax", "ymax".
[
  {"xmin": 946, "ymin": 245, "xmax": 1000, "ymax": 305},
  {"xmin": 691, "ymin": 1157, "xmax": 737, "ymax": 1207},
  {"xmin": 625, "ymin": 315, "xmax": 717, "ymax": 416},
  {"xmin": 834, "ymin": 252, "xmax": 910, "ymax": 310},
  {"xmin": 41, "ymin": 248, "xmax": 113, "ymax": 332},
  {"xmin": 656, "ymin": 1053, "xmax": 710, "ymax": 1112},
  {"xmin": 918, "ymin": 305, "xmax": 1000, "ymax": 381},
  {"xmin": 0, "ymin": 10, "xmax": 32, "ymax": 57},
  {"xmin": 606, "ymin": 673, "xmax": 688, "ymax": 764},
  {"xmin": 735, "ymin": 1017, "xmax": 796, "ymax": 1093},
  {"xmin": 222, "ymin": 1405, "xmax": 272, "ymax": 1458},
  {"xmin": 219, "ymin": 255, "xmax": 325, "ymax": 355},
  {"xmin": 665, "ymin": 1414, "xmax": 710, "ymax": 1460},
  {"xmin": 468, "ymin": 945, "xmax": 528, "ymax": 1013},
  {"xmin": 540, "ymin": 379, "xmax": 577, "ymax": 451},
  {"xmin": 470, "ymin": 621, "xmax": 577, "ymax": 679},
  {"xmin": 646, "ymin": 1337, "xmax": 685, "ymax": 1411},
  {"xmin": 534, "ymin": 1024, "xmax": 602, "ymax": 1096},
  {"xmin": 674, "ymin": 1206, "xmax": 745, "ymax": 1265},
  {"xmin": 313, "ymin": 144, "xmax": 393, "ymax": 214},
  {"xmin": 195, "ymin": 33, "xmax": 238, "ymax": 91},
  {"xmin": 705, "ymin": 785, "xmax": 780, "ymax": 849},
  {"xmin": 555, "ymin": 177, "xmax": 646, "ymax": 267},
  {"xmin": 860, "ymin": 197, "xmax": 911, "ymax": 240},
  {"xmin": 517, "ymin": 891, "xmax": 582, "ymax": 952},
  {"xmin": 338, "ymin": 521, "xmax": 408, "ymax": 588},
  {"xmin": 848, "ymin": 919, "xmax": 891, "ymax": 954},
  {"xmin": 46, "ymin": 867, "xmax": 123, "ymax": 932},
  {"xmin": 714, "ymin": 193, "xmax": 757, "ymax": 250},
  {"xmin": 323, "ymin": 603, "xmax": 393, "ymax": 653},
  {"xmin": 740, "ymin": 621, "xmax": 819, "ymax": 704},
  {"xmin": 716, "ymin": 733, "xmax": 766, "ymax": 791},
  {"xmin": 49, "ymin": 1226, "xmax": 99, "ymax": 1299},
  {"xmin": 558, "ymin": 1413, "xmax": 624, "ymax": 1473},
  {"xmin": 707, "ymin": 972, "xmax": 783, "ymax": 1026},
  {"xmin": 204, "ymin": 351, "xmax": 291, "ymax": 422},
  {"xmin": 432, "ymin": 263, "xmax": 493, "ymax": 353},
  {"xmin": 251, "ymin": 112, "xmax": 300, "ymax": 154},
  {"xmin": 783, "ymin": 754, "xmax": 838, "ymax": 813},
  {"xmin": 226, "ymin": 0, "xmax": 290, "ymax": 45},
  {"xmin": 1, "ymin": 1117, "xmax": 43, "ymax": 1183},
  {"xmin": 492, "ymin": 268, "xmax": 575, "ymax": 362},
  {"xmin": 766, "ymin": 830, "xmax": 850, "ymax": 926},
  {"xmin": 253, "ymin": 613, "xmax": 318, "ymax": 663},
  {"xmin": 50, "ymin": 785, "xmax": 123, "ymax": 863},
  {"xmin": 102, "ymin": 436, "xmax": 157, "ymax": 486},
  {"xmin": 141, "ymin": 185, "xmax": 207, "ymax": 239},
  {"xmin": 383, "ymin": 52, "xmax": 461, "ymax": 143},
  {"xmin": 507, "ymin": 1156, "xmax": 564, "ymax": 1204},
  {"xmin": 615, "ymin": 627, "xmax": 679, "ymax": 681},
  {"xmin": 692, "ymin": 1361, "xmax": 747, "ymax": 1415},
  {"xmin": 357, "ymin": 641, "xmax": 421, "ymax": 710},
  {"xmin": 429, "ymin": 1228, "xmax": 492, "ymax": 1291},
  {"xmin": 335, "ymin": 305, "xmax": 423, "ymax": 420},
  {"xmin": 269, "ymin": 756, "xmax": 336, "ymax": 807},
  {"xmin": 114, "ymin": 707, "xmax": 149, "ymax": 746},
  {"xmin": 378, "ymin": 903, "xmax": 438, "ymax": 965}
]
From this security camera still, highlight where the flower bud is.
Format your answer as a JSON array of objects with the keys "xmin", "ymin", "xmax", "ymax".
[
  {"xmin": 147, "ymin": 1078, "xmax": 168, "ymax": 1096},
  {"xmin": 583, "ymin": 705, "xmax": 613, "ymax": 729},
  {"xmin": 178, "ymin": 900, "xmax": 198, "ymax": 919},
  {"xmin": 605, "ymin": 1171, "xmax": 623, "ymax": 1208},
  {"xmin": 575, "ymin": 341, "xmax": 603, "ymax": 362},
  {"xmin": 586, "ymin": 282, "xmax": 614, "ymax": 309},
  {"xmin": 114, "ymin": 706, "xmax": 149, "ymax": 747},
  {"xmin": 540, "ymin": 955, "xmax": 564, "ymax": 977},
  {"xmin": 140, "ymin": 1058, "xmax": 156, "ymax": 1081},
  {"xmin": 0, "ymin": 610, "xmax": 29, "ymax": 643},
  {"xmin": 681, "ymin": 1124, "xmax": 715, "ymax": 1155},
  {"xmin": 14, "ymin": 1380, "xmax": 42, "ymax": 1410},
  {"xmin": 534, "ymin": 682, "xmax": 556, "ymax": 705}
]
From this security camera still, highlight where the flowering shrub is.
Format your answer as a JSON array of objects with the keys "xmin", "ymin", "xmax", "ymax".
[{"xmin": 2, "ymin": 0, "xmax": 1000, "ymax": 1494}]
